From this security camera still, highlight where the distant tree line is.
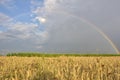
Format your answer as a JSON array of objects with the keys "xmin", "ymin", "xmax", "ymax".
[{"xmin": 6, "ymin": 52, "xmax": 120, "ymax": 57}]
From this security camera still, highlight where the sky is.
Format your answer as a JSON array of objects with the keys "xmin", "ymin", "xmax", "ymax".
[{"xmin": 0, "ymin": 0, "xmax": 120, "ymax": 54}]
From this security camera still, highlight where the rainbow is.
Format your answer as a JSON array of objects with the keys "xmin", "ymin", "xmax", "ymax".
[
  {"xmin": 7, "ymin": 11, "xmax": 120, "ymax": 54},
  {"xmin": 48, "ymin": 10, "xmax": 120, "ymax": 54}
]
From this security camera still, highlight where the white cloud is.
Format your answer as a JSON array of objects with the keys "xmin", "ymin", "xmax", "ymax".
[
  {"xmin": 0, "ymin": 0, "xmax": 15, "ymax": 9},
  {"xmin": 9, "ymin": 22, "xmax": 37, "ymax": 32},
  {"xmin": 0, "ymin": 12, "xmax": 12, "ymax": 24},
  {"xmin": 44, "ymin": 0, "xmax": 57, "ymax": 11},
  {"xmin": 0, "ymin": 20, "xmax": 49, "ymax": 52},
  {"xmin": 35, "ymin": 17, "xmax": 46, "ymax": 23},
  {"xmin": 0, "ymin": 31, "xmax": 2, "ymax": 33},
  {"xmin": 10, "ymin": 22, "xmax": 47, "ymax": 41},
  {"xmin": 0, "ymin": 11, "xmax": 50, "ymax": 52}
]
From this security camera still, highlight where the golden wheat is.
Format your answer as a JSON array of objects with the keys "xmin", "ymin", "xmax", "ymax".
[{"xmin": 0, "ymin": 56, "xmax": 120, "ymax": 80}]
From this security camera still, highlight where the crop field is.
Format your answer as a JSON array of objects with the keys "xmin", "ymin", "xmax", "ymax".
[{"xmin": 0, "ymin": 55, "xmax": 120, "ymax": 80}]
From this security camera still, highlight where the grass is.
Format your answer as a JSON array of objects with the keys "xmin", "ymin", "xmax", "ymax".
[{"xmin": 6, "ymin": 52, "xmax": 120, "ymax": 57}]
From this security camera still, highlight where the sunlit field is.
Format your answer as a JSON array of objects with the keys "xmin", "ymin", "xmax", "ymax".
[{"xmin": 0, "ymin": 54, "xmax": 120, "ymax": 80}]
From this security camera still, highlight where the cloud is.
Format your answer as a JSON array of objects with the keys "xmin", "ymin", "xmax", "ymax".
[
  {"xmin": 0, "ymin": 0, "xmax": 15, "ymax": 9},
  {"xmin": 30, "ymin": 0, "xmax": 117, "ymax": 53},
  {"xmin": 0, "ymin": 22, "xmax": 48, "ymax": 42},
  {"xmin": 0, "ymin": 12, "xmax": 48, "ymax": 41},
  {"xmin": 35, "ymin": 17, "xmax": 46, "ymax": 23},
  {"xmin": 0, "ymin": 13, "xmax": 48, "ymax": 53},
  {"xmin": 0, "ymin": 0, "xmax": 119, "ymax": 53},
  {"xmin": 0, "ymin": 12, "xmax": 12, "ymax": 24}
]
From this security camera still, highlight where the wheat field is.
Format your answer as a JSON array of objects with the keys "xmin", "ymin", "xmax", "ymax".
[{"xmin": 0, "ymin": 56, "xmax": 120, "ymax": 80}]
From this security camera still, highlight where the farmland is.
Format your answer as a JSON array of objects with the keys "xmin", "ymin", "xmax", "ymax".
[{"xmin": 0, "ymin": 53, "xmax": 120, "ymax": 80}]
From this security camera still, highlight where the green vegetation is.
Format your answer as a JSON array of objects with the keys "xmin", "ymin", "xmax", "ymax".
[
  {"xmin": 0, "ymin": 54, "xmax": 3, "ymax": 56},
  {"xmin": 6, "ymin": 52, "xmax": 120, "ymax": 57}
]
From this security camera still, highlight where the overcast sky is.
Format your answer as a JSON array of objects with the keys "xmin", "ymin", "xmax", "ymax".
[{"xmin": 0, "ymin": 0, "xmax": 120, "ymax": 54}]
